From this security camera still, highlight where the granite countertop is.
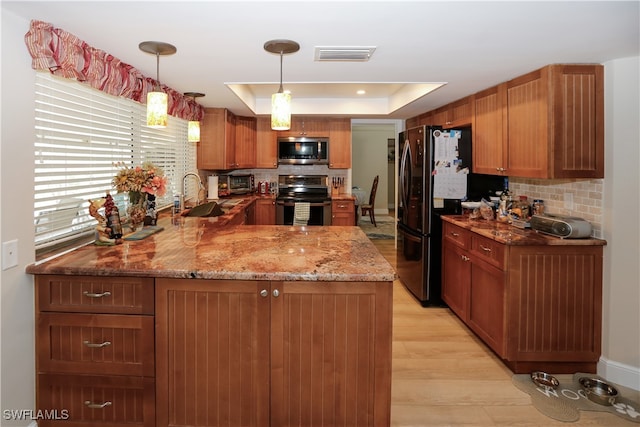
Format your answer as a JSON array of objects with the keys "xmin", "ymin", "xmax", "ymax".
[
  {"xmin": 442, "ymin": 215, "xmax": 607, "ymax": 246},
  {"xmin": 26, "ymin": 199, "xmax": 396, "ymax": 282}
]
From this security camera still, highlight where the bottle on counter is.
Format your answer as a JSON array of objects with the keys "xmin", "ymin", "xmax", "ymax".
[
  {"xmin": 518, "ymin": 195, "xmax": 531, "ymax": 219},
  {"xmin": 532, "ymin": 199, "xmax": 545, "ymax": 216}
]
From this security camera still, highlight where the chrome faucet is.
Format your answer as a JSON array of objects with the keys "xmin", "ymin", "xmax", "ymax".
[{"xmin": 183, "ymin": 172, "xmax": 205, "ymax": 206}]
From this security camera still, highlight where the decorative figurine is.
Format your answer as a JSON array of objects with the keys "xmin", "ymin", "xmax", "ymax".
[{"xmin": 88, "ymin": 196, "xmax": 122, "ymax": 245}]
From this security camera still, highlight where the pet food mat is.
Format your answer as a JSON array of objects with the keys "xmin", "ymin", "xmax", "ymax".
[{"xmin": 512, "ymin": 372, "xmax": 640, "ymax": 423}]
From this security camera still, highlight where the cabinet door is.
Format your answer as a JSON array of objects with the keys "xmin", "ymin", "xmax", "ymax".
[
  {"xmin": 270, "ymin": 281, "xmax": 392, "ymax": 427},
  {"xmin": 155, "ymin": 279, "xmax": 270, "ymax": 427},
  {"xmin": 468, "ymin": 258, "xmax": 506, "ymax": 356},
  {"xmin": 472, "ymin": 84, "xmax": 507, "ymax": 175},
  {"xmin": 278, "ymin": 116, "xmax": 327, "ymax": 138},
  {"xmin": 441, "ymin": 240, "xmax": 470, "ymax": 322},
  {"xmin": 444, "ymin": 95, "xmax": 474, "ymax": 128},
  {"xmin": 255, "ymin": 198, "xmax": 276, "ymax": 225},
  {"xmin": 506, "ymin": 67, "xmax": 550, "ymax": 178},
  {"xmin": 329, "ymin": 118, "xmax": 352, "ymax": 168},
  {"xmin": 256, "ymin": 117, "xmax": 278, "ymax": 168},
  {"xmin": 235, "ymin": 116, "xmax": 257, "ymax": 169},
  {"xmin": 198, "ymin": 108, "xmax": 237, "ymax": 170}
]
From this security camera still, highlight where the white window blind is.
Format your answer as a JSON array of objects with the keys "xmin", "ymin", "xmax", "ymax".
[{"xmin": 34, "ymin": 72, "xmax": 196, "ymax": 257}]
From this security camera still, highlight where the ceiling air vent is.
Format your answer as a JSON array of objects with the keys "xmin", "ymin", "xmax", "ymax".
[{"xmin": 314, "ymin": 46, "xmax": 376, "ymax": 62}]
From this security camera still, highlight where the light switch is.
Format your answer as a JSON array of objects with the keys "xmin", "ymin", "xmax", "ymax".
[{"xmin": 2, "ymin": 239, "xmax": 18, "ymax": 270}]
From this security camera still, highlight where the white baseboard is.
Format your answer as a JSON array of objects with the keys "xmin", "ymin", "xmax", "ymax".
[{"xmin": 598, "ymin": 356, "xmax": 640, "ymax": 391}]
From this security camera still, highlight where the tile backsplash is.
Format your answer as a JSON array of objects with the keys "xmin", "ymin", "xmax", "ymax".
[{"xmin": 509, "ymin": 177, "xmax": 604, "ymax": 238}]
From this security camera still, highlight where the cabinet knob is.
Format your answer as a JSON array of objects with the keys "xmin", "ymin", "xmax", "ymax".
[
  {"xmin": 83, "ymin": 291, "xmax": 111, "ymax": 298},
  {"xmin": 273, "ymin": 289, "xmax": 280, "ymax": 298},
  {"xmin": 260, "ymin": 289, "xmax": 268, "ymax": 297}
]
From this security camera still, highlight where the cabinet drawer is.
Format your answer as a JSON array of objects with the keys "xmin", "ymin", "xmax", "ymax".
[
  {"xmin": 332, "ymin": 200, "xmax": 355, "ymax": 213},
  {"xmin": 37, "ymin": 374, "xmax": 154, "ymax": 427},
  {"xmin": 36, "ymin": 275, "xmax": 154, "ymax": 315},
  {"xmin": 38, "ymin": 313, "xmax": 154, "ymax": 377},
  {"xmin": 443, "ymin": 222, "xmax": 470, "ymax": 249},
  {"xmin": 470, "ymin": 235, "xmax": 506, "ymax": 269}
]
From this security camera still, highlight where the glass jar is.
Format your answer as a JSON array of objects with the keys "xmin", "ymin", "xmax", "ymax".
[{"xmin": 532, "ymin": 199, "xmax": 545, "ymax": 216}]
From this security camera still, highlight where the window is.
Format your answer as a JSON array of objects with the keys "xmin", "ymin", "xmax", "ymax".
[{"xmin": 34, "ymin": 72, "xmax": 196, "ymax": 259}]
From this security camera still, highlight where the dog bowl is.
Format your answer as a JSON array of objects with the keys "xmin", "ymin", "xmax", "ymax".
[
  {"xmin": 579, "ymin": 377, "xmax": 618, "ymax": 406},
  {"xmin": 531, "ymin": 371, "xmax": 559, "ymax": 390}
]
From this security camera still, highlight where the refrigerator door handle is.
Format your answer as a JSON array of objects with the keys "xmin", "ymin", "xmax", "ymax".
[{"xmin": 399, "ymin": 139, "xmax": 411, "ymax": 209}]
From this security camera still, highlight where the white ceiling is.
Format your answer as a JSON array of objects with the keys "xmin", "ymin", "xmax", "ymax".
[{"xmin": 3, "ymin": 1, "xmax": 639, "ymax": 119}]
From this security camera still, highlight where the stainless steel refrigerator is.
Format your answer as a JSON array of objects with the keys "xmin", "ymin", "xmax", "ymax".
[{"xmin": 396, "ymin": 126, "xmax": 504, "ymax": 306}]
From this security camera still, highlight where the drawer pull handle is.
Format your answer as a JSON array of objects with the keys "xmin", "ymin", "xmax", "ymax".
[
  {"xmin": 450, "ymin": 232, "xmax": 460, "ymax": 237},
  {"xmin": 83, "ymin": 340, "xmax": 111, "ymax": 348},
  {"xmin": 83, "ymin": 291, "xmax": 111, "ymax": 298},
  {"xmin": 480, "ymin": 245, "xmax": 492, "ymax": 253},
  {"xmin": 84, "ymin": 400, "xmax": 112, "ymax": 409}
]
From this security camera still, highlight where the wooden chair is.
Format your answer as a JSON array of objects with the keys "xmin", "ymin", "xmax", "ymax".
[{"xmin": 360, "ymin": 175, "xmax": 379, "ymax": 227}]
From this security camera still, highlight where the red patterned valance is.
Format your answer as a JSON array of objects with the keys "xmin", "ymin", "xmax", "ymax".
[{"xmin": 24, "ymin": 20, "xmax": 204, "ymax": 121}]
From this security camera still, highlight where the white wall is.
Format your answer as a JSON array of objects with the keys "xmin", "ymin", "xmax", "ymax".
[
  {"xmin": 599, "ymin": 56, "xmax": 640, "ymax": 390},
  {"xmin": 1, "ymin": 9, "xmax": 37, "ymax": 426}
]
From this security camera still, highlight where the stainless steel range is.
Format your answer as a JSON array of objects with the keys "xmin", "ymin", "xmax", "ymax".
[{"xmin": 276, "ymin": 175, "xmax": 332, "ymax": 225}]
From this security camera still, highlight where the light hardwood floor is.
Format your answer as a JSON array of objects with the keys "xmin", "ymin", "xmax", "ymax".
[{"xmin": 371, "ymin": 238, "xmax": 637, "ymax": 426}]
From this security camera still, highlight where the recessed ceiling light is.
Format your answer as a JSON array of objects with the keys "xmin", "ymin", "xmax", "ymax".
[{"xmin": 357, "ymin": 90, "xmax": 366, "ymax": 95}]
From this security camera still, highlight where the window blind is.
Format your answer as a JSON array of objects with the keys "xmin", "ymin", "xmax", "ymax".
[{"xmin": 34, "ymin": 72, "xmax": 196, "ymax": 257}]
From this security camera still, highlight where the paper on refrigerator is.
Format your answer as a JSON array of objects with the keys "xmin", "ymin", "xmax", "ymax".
[{"xmin": 432, "ymin": 130, "xmax": 468, "ymax": 199}]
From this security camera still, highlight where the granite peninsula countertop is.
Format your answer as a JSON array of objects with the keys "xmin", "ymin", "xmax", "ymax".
[
  {"xmin": 442, "ymin": 215, "xmax": 607, "ymax": 246},
  {"xmin": 26, "ymin": 205, "xmax": 396, "ymax": 282}
]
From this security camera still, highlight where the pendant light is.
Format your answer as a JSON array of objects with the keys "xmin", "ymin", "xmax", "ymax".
[
  {"xmin": 184, "ymin": 92, "xmax": 205, "ymax": 142},
  {"xmin": 264, "ymin": 39, "xmax": 300, "ymax": 131},
  {"xmin": 139, "ymin": 41, "xmax": 177, "ymax": 128}
]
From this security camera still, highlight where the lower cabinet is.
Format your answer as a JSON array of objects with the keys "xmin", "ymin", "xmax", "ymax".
[
  {"xmin": 155, "ymin": 278, "xmax": 393, "ymax": 427},
  {"xmin": 34, "ymin": 275, "xmax": 155, "ymax": 427},
  {"xmin": 442, "ymin": 221, "xmax": 603, "ymax": 373},
  {"xmin": 255, "ymin": 197, "xmax": 276, "ymax": 225},
  {"xmin": 331, "ymin": 198, "xmax": 355, "ymax": 226}
]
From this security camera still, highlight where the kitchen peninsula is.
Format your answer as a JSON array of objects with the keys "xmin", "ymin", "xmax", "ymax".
[{"xmin": 27, "ymin": 200, "xmax": 395, "ymax": 427}]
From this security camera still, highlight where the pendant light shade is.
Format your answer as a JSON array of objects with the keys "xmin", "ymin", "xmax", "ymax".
[
  {"xmin": 139, "ymin": 41, "xmax": 176, "ymax": 128},
  {"xmin": 184, "ymin": 92, "xmax": 205, "ymax": 142},
  {"xmin": 264, "ymin": 39, "xmax": 299, "ymax": 131}
]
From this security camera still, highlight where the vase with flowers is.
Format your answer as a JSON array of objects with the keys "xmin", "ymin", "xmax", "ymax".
[{"xmin": 113, "ymin": 161, "xmax": 167, "ymax": 232}]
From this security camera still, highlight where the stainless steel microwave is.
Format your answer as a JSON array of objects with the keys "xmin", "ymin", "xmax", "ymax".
[{"xmin": 278, "ymin": 137, "xmax": 329, "ymax": 165}]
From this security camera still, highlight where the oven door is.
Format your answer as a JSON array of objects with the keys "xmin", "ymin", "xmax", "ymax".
[{"xmin": 276, "ymin": 200, "xmax": 331, "ymax": 225}]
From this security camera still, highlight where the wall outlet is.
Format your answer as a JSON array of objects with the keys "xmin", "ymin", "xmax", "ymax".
[
  {"xmin": 2, "ymin": 239, "xmax": 18, "ymax": 270},
  {"xmin": 563, "ymin": 192, "xmax": 574, "ymax": 210}
]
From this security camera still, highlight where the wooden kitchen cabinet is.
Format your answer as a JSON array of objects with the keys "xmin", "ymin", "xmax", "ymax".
[
  {"xmin": 198, "ymin": 108, "xmax": 257, "ymax": 170},
  {"xmin": 256, "ymin": 116, "xmax": 278, "ymax": 168},
  {"xmin": 329, "ymin": 118, "xmax": 352, "ymax": 168},
  {"xmin": 156, "ymin": 279, "xmax": 393, "ymax": 427},
  {"xmin": 34, "ymin": 275, "xmax": 156, "ymax": 427},
  {"xmin": 441, "ymin": 221, "xmax": 603, "ymax": 373},
  {"xmin": 277, "ymin": 116, "xmax": 328, "ymax": 138},
  {"xmin": 255, "ymin": 197, "xmax": 276, "ymax": 225},
  {"xmin": 472, "ymin": 64, "xmax": 604, "ymax": 178},
  {"xmin": 331, "ymin": 197, "xmax": 355, "ymax": 226},
  {"xmin": 405, "ymin": 96, "xmax": 474, "ymax": 129}
]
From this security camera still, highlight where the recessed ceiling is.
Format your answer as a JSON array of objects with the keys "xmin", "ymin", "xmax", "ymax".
[{"xmin": 226, "ymin": 82, "xmax": 445, "ymax": 116}]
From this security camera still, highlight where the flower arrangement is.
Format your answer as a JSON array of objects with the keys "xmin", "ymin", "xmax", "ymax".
[
  {"xmin": 112, "ymin": 161, "xmax": 168, "ymax": 230},
  {"xmin": 112, "ymin": 161, "xmax": 167, "ymax": 197}
]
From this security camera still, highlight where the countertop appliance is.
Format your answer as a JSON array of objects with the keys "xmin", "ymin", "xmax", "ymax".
[
  {"xmin": 278, "ymin": 137, "xmax": 329, "ymax": 165},
  {"xmin": 219, "ymin": 174, "xmax": 254, "ymax": 195},
  {"xmin": 276, "ymin": 175, "xmax": 331, "ymax": 225},
  {"xmin": 530, "ymin": 213, "xmax": 592, "ymax": 238},
  {"xmin": 396, "ymin": 126, "xmax": 504, "ymax": 306}
]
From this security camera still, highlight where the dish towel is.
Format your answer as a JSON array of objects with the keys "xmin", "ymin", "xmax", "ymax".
[{"xmin": 293, "ymin": 202, "xmax": 310, "ymax": 225}]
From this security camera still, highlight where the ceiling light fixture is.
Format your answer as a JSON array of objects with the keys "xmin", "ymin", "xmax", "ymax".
[
  {"xmin": 139, "ymin": 41, "xmax": 177, "ymax": 128},
  {"xmin": 184, "ymin": 92, "xmax": 205, "ymax": 142},
  {"xmin": 264, "ymin": 39, "xmax": 300, "ymax": 131}
]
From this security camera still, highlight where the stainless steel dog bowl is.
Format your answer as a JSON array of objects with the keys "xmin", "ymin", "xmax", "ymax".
[
  {"xmin": 579, "ymin": 377, "xmax": 618, "ymax": 406},
  {"xmin": 531, "ymin": 371, "xmax": 559, "ymax": 389}
]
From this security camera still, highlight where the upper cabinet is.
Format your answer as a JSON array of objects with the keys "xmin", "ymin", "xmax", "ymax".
[
  {"xmin": 198, "ymin": 108, "xmax": 256, "ymax": 170},
  {"xmin": 328, "ymin": 118, "xmax": 352, "ymax": 169},
  {"xmin": 276, "ymin": 116, "xmax": 327, "ymax": 138},
  {"xmin": 504, "ymin": 64, "xmax": 604, "ymax": 179},
  {"xmin": 410, "ymin": 64, "xmax": 604, "ymax": 179},
  {"xmin": 255, "ymin": 117, "xmax": 278, "ymax": 169}
]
